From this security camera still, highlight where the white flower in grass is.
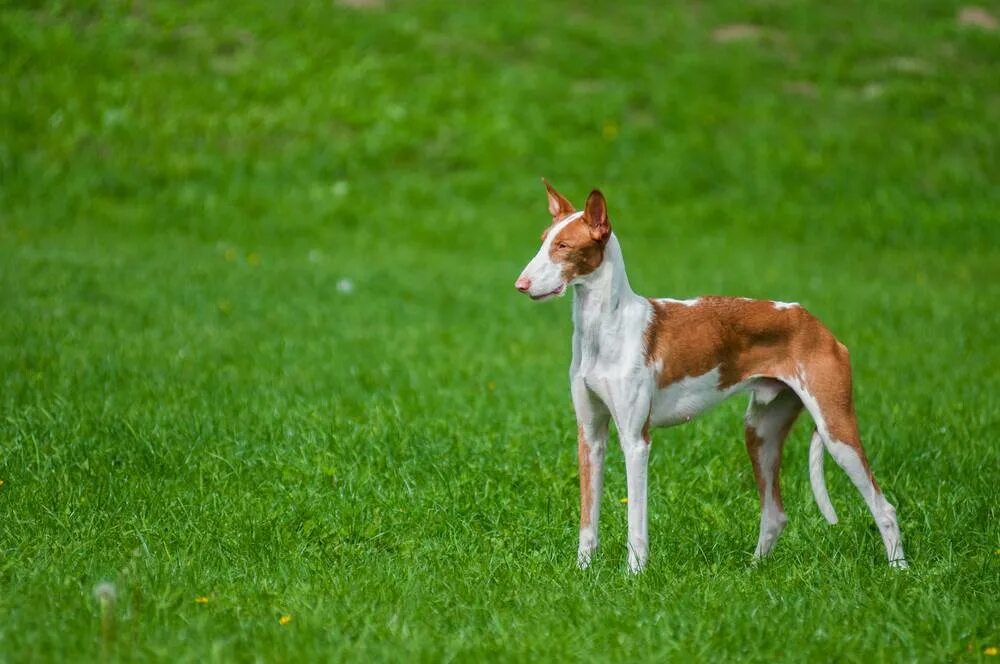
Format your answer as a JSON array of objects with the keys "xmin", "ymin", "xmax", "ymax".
[{"xmin": 92, "ymin": 581, "xmax": 117, "ymax": 604}]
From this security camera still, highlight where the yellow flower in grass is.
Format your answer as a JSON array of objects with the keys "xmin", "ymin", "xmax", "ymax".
[
  {"xmin": 619, "ymin": 497, "xmax": 628, "ymax": 504},
  {"xmin": 195, "ymin": 596, "xmax": 209, "ymax": 604},
  {"xmin": 279, "ymin": 614, "xmax": 292, "ymax": 625},
  {"xmin": 984, "ymin": 646, "xmax": 998, "ymax": 656}
]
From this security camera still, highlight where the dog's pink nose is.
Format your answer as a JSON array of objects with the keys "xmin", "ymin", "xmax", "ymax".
[{"xmin": 515, "ymin": 276, "xmax": 532, "ymax": 293}]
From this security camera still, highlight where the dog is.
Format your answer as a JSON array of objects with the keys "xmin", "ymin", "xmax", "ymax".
[{"xmin": 515, "ymin": 180, "xmax": 907, "ymax": 572}]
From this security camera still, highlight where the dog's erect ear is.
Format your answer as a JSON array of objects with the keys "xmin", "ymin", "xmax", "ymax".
[
  {"xmin": 542, "ymin": 178, "xmax": 576, "ymax": 220},
  {"xmin": 584, "ymin": 189, "xmax": 611, "ymax": 242}
]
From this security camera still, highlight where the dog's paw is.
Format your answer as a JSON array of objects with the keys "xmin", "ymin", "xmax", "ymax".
[
  {"xmin": 578, "ymin": 529, "xmax": 598, "ymax": 569},
  {"xmin": 577, "ymin": 544, "xmax": 598, "ymax": 569},
  {"xmin": 627, "ymin": 554, "xmax": 647, "ymax": 575}
]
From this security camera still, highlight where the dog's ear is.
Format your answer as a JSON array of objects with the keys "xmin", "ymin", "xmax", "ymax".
[
  {"xmin": 542, "ymin": 178, "xmax": 575, "ymax": 220},
  {"xmin": 584, "ymin": 189, "xmax": 611, "ymax": 242}
]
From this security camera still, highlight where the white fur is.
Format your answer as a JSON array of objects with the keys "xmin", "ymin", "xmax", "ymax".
[
  {"xmin": 772, "ymin": 300, "xmax": 800, "ymax": 310},
  {"xmin": 660, "ymin": 297, "xmax": 701, "ymax": 307},
  {"xmin": 809, "ymin": 431, "xmax": 838, "ymax": 524},
  {"xmin": 751, "ymin": 377, "xmax": 786, "ymax": 406},
  {"xmin": 650, "ymin": 367, "xmax": 749, "ymax": 426},
  {"xmin": 825, "ymin": 440, "xmax": 907, "ymax": 567}
]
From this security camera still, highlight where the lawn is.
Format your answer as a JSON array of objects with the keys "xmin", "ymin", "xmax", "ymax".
[{"xmin": 1, "ymin": 0, "xmax": 998, "ymax": 660}]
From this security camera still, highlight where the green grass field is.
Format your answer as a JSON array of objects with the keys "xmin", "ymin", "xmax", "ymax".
[{"xmin": 2, "ymin": 0, "xmax": 999, "ymax": 660}]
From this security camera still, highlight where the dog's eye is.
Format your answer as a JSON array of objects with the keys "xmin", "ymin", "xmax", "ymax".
[{"xmin": 556, "ymin": 241, "xmax": 569, "ymax": 249}]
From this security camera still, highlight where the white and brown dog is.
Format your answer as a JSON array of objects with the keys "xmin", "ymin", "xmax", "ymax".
[{"xmin": 515, "ymin": 181, "xmax": 907, "ymax": 572}]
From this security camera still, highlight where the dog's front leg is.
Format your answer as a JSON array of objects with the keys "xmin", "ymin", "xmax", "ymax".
[
  {"xmin": 622, "ymin": 434, "xmax": 650, "ymax": 573},
  {"xmin": 617, "ymin": 386, "xmax": 652, "ymax": 574},
  {"xmin": 573, "ymin": 381, "xmax": 609, "ymax": 569}
]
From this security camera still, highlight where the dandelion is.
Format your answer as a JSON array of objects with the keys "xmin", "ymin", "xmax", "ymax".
[
  {"xmin": 619, "ymin": 497, "xmax": 628, "ymax": 504},
  {"xmin": 279, "ymin": 614, "xmax": 293, "ymax": 625},
  {"xmin": 195, "ymin": 596, "xmax": 209, "ymax": 604},
  {"xmin": 92, "ymin": 581, "xmax": 117, "ymax": 649},
  {"xmin": 985, "ymin": 646, "xmax": 998, "ymax": 656},
  {"xmin": 93, "ymin": 581, "xmax": 117, "ymax": 604}
]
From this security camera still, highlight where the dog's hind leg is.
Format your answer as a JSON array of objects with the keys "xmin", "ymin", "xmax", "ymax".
[
  {"xmin": 788, "ymin": 347, "xmax": 908, "ymax": 568},
  {"xmin": 744, "ymin": 385, "xmax": 803, "ymax": 559}
]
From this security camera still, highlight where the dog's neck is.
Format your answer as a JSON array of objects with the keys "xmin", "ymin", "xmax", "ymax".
[{"xmin": 572, "ymin": 234, "xmax": 642, "ymax": 347}]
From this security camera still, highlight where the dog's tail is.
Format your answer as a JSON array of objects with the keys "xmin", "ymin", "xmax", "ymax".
[{"xmin": 809, "ymin": 429, "xmax": 839, "ymax": 524}]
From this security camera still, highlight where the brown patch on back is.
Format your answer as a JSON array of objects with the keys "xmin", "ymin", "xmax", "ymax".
[
  {"xmin": 644, "ymin": 297, "xmax": 825, "ymax": 389},
  {"xmin": 644, "ymin": 297, "xmax": 874, "ymax": 467}
]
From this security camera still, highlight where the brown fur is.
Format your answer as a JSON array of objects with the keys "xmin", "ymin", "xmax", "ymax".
[
  {"xmin": 578, "ymin": 425, "xmax": 593, "ymax": 528},
  {"xmin": 745, "ymin": 428, "xmax": 769, "ymax": 499},
  {"xmin": 550, "ymin": 216, "xmax": 606, "ymax": 282},
  {"xmin": 644, "ymin": 296, "xmax": 875, "ymax": 478}
]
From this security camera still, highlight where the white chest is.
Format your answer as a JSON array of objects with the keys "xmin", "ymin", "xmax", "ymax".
[{"xmin": 650, "ymin": 367, "xmax": 749, "ymax": 427}]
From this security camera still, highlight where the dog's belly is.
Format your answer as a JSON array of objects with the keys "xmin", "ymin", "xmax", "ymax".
[{"xmin": 650, "ymin": 367, "xmax": 753, "ymax": 427}]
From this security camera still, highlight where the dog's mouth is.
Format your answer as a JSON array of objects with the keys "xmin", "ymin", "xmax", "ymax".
[{"xmin": 530, "ymin": 284, "xmax": 566, "ymax": 300}]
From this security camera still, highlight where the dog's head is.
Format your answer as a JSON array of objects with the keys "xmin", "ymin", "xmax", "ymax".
[{"xmin": 514, "ymin": 180, "xmax": 612, "ymax": 300}]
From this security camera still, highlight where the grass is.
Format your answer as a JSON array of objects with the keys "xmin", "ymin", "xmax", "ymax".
[{"xmin": 1, "ymin": 0, "xmax": 999, "ymax": 660}]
